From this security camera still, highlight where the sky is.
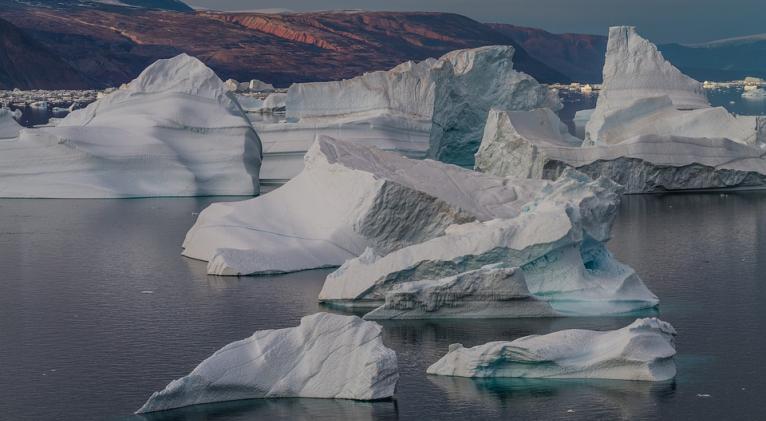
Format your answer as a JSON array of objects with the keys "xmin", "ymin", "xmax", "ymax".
[{"xmin": 186, "ymin": 0, "xmax": 766, "ymax": 44}]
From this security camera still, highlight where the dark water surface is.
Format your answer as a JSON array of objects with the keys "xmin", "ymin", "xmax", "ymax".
[{"xmin": 1, "ymin": 192, "xmax": 765, "ymax": 420}]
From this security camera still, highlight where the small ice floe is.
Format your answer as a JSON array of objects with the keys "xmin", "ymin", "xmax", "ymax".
[
  {"xmin": 427, "ymin": 318, "xmax": 677, "ymax": 381},
  {"xmin": 697, "ymin": 393, "xmax": 712, "ymax": 398},
  {"xmin": 136, "ymin": 313, "xmax": 398, "ymax": 414},
  {"xmin": 140, "ymin": 290, "xmax": 154, "ymax": 294}
]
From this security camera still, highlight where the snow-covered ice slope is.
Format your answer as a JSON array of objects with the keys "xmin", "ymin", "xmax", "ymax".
[
  {"xmin": 184, "ymin": 136, "xmax": 543, "ymax": 275},
  {"xmin": 136, "ymin": 313, "xmax": 398, "ymax": 413},
  {"xmin": 363, "ymin": 264, "xmax": 557, "ymax": 320},
  {"xmin": 319, "ymin": 168, "xmax": 659, "ymax": 316},
  {"xmin": 427, "ymin": 318, "xmax": 677, "ymax": 381},
  {"xmin": 476, "ymin": 108, "xmax": 766, "ymax": 193},
  {"xmin": 0, "ymin": 54, "xmax": 262, "ymax": 198},
  {"xmin": 427, "ymin": 46, "xmax": 561, "ymax": 166},
  {"xmin": 0, "ymin": 108, "xmax": 21, "ymax": 140}
]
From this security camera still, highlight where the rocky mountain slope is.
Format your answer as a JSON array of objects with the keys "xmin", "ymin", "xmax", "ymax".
[
  {"xmin": 0, "ymin": 1, "xmax": 567, "ymax": 88},
  {"xmin": 0, "ymin": 17, "xmax": 89, "ymax": 89}
]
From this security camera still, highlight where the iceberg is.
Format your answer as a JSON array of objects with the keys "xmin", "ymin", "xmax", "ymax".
[
  {"xmin": 319, "ymin": 168, "xmax": 659, "ymax": 316},
  {"xmin": 427, "ymin": 46, "xmax": 561, "ymax": 166},
  {"xmin": 585, "ymin": 27, "xmax": 762, "ymax": 147},
  {"xmin": 257, "ymin": 46, "xmax": 560, "ymax": 184},
  {"xmin": 476, "ymin": 108, "xmax": 766, "ymax": 193},
  {"xmin": 363, "ymin": 264, "xmax": 557, "ymax": 320},
  {"xmin": 136, "ymin": 313, "xmax": 398, "ymax": 414},
  {"xmin": 742, "ymin": 88, "xmax": 766, "ymax": 100},
  {"xmin": 0, "ymin": 54, "xmax": 262, "ymax": 198},
  {"xmin": 184, "ymin": 136, "xmax": 539, "ymax": 275},
  {"xmin": 426, "ymin": 318, "xmax": 677, "ymax": 381},
  {"xmin": 0, "ymin": 108, "xmax": 22, "ymax": 140}
]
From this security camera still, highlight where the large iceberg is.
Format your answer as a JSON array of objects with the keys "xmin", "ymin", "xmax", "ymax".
[
  {"xmin": 426, "ymin": 318, "xmax": 677, "ymax": 381},
  {"xmin": 585, "ymin": 27, "xmax": 763, "ymax": 147},
  {"xmin": 0, "ymin": 54, "xmax": 262, "ymax": 198},
  {"xmin": 319, "ymin": 168, "xmax": 659, "ymax": 316},
  {"xmin": 257, "ymin": 45, "xmax": 559, "ymax": 184},
  {"xmin": 136, "ymin": 313, "xmax": 398, "ymax": 414},
  {"xmin": 184, "ymin": 136, "xmax": 542, "ymax": 275},
  {"xmin": 0, "ymin": 108, "xmax": 21, "ymax": 140},
  {"xmin": 475, "ymin": 109, "xmax": 766, "ymax": 193}
]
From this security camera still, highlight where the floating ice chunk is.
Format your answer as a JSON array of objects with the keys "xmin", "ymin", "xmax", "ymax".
[
  {"xmin": 136, "ymin": 313, "xmax": 398, "ymax": 414},
  {"xmin": 363, "ymin": 264, "xmax": 557, "ymax": 320},
  {"xmin": 475, "ymin": 108, "xmax": 766, "ymax": 193},
  {"xmin": 742, "ymin": 88, "xmax": 766, "ymax": 100},
  {"xmin": 319, "ymin": 168, "xmax": 658, "ymax": 316},
  {"xmin": 248, "ymin": 79, "xmax": 275, "ymax": 92},
  {"xmin": 185, "ymin": 136, "xmax": 539, "ymax": 275},
  {"xmin": 0, "ymin": 54, "xmax": 262, "ymax": 198},
  {"xmin": 427, "ymin": 318, "xmax": 677, "ymax": 381},
  {"xmin": 0, "ymin": 108, "xmax": 22, "ymax": 140}
]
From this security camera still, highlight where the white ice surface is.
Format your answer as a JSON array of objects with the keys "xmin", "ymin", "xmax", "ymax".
[
  {"xmin": 0, "ymin": 54, "xmax": 262, "ymax": 198},
  {"xmin": 136, "ymin": 313, "xmax": 398, "ymax": 413},
  {"xmin": 586, "ymin": 26, "xmax": 710, "ymax": 143},
  {"xmin": 184, "ymin": 136, "xmax": 543, "ymax": 275},
  {"xmin": 427, "ymin": 318, "xmax": 677, "ymax": 381},
  {"xmin": 0, "ymin": 108, "xmax": 21, "ymax": 140},
  {"xmin": 319, "ymin": 168, "xmax": 658, "ymax": 316}
]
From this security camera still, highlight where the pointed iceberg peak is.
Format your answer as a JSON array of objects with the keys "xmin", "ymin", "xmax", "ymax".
[{"xmin": 600, "ymin": 26, "xmax": 708, "ymax": 111}]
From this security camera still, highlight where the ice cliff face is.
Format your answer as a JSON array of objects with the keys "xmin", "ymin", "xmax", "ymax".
[
  {"xmin": 319, "ymin": 168, "xmax": 659, "ymax": 317},
  {"xmin": 136, "ymin": 313, "xmax": 398, "ymax": 413},
  {"xmin": 427, "ymin": 46, "xmax": 562, "ymax": 166},
  {"xmin": 0, "ymin": 54, "xmax": 262, "ymax": 198},
  {"xmin": 427, "ymin": 318, "xmax": 677, "ymax": 381},
  {"xmin": 476, "ymin": 109, "xmax": 766, "ymax": 193},
  {"xmin": 184, "ymin": 136, "xmax": 541, "ymax": 275},
  {"xmin": 363, "ymin": 264, "xmax": 557, "ymax": 320},
  {"xmin": 0, "ymin": 108, "xmax": 21, "ymax": 140}
]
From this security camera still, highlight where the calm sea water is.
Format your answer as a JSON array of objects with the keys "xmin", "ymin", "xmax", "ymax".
[{"xmin": 0, "ymin": 192, "xmax": 764, "ymax": 420}]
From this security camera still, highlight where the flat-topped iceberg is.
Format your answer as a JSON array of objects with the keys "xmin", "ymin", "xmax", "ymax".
[
  {"xmin": 136, "ymin": 313, "xmax": 398, "ymax": 414},
  {"xmin": 427, "ymin": 318, "xmax": 677, "ymax": 381},
  {"xmin": 185, "ymin": 136, "xmax": 543, "ymax": 275},
  {"xmin": 475, "ymin": 109, "xmax": 766, "ymax": 193},
  {"xmin": 319, "ymin": 168, "xmax": 659, "ymax": 316},
  {"xmin": 0, "ymin": 108, "xmax": 21, "ymax": 140},
  {"xmin": 363, "ymin": 264, "xmax": 557, "ymax": 320},
  {"xmin": 257, "ymin": 45, "xmax": 560, "ymax": 184},
  {"xmin": 0, "ymin": 54, "xmax": 262, "ymax": 198}
]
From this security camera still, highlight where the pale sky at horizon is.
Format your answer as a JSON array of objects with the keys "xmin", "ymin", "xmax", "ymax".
[{"xmin": 185, "ymin": 0, "xmax": 766, "ymax": 44}]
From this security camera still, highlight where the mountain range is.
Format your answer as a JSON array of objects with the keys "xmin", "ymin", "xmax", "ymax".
[{"xmin": 0, "ymin": 0, "xmax": 764, "ymax": 89}]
